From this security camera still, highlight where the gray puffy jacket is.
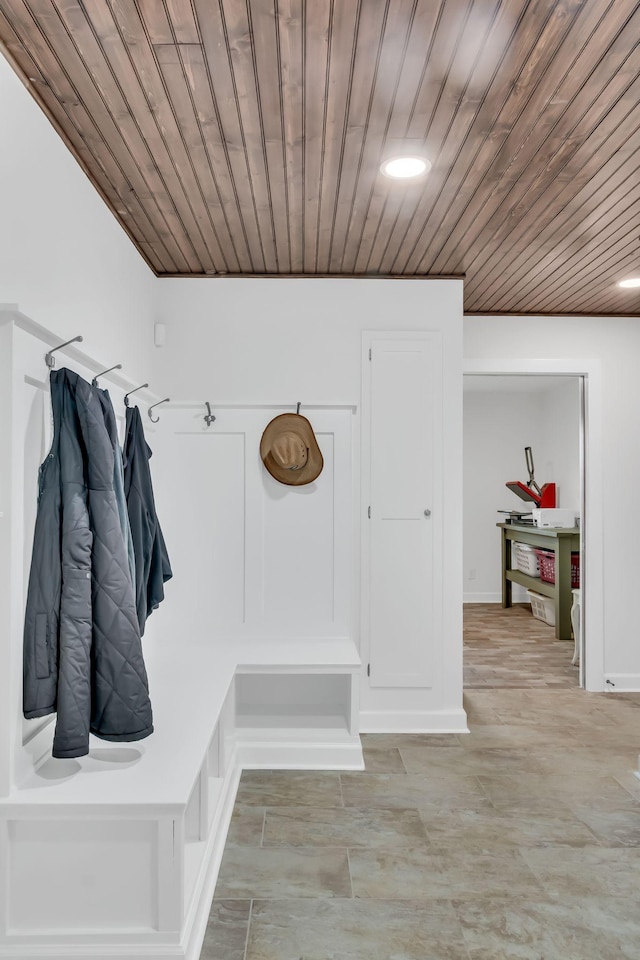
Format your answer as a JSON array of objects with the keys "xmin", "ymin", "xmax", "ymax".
[{"xmin": 23, "ymin": 369, "xmax": 153, "ymax": 759}]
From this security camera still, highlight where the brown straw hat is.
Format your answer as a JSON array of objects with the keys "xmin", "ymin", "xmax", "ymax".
[{"xmin": 260, "ymin": 412, "xmax": 324, "ymax": 486}]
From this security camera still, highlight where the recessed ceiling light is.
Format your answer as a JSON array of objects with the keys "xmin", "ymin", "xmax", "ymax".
[
  {"xmin": 618, "ymin": 277, "xmax": 640, "ymax": 288},
  {"xmin": 380, "ymin": 156, "xmax": 431, "ymax": 180}
]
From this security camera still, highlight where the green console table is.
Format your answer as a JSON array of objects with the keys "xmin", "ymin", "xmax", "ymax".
[{"xmin": 497, "ymin": 522, "xmax": 580, "ymax": 641}]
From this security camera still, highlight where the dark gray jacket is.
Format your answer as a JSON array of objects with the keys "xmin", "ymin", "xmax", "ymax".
[
  {"xmin": 123, "ymin": 405, "xmax": 172, "ymax": 635},
  {"xmin": 23, "ymin": 369, "xmax": 153, "ymax": 759}
]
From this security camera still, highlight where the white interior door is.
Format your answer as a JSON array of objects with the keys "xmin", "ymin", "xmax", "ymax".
[{"xmin": 367, "ymin": 336, "xmax": 442, "ymax": 688}]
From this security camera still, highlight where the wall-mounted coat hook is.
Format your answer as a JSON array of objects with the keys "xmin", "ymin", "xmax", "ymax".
[
  {"xmin": 124, "ymin": 383, "xmax": 149, "ymax": 407},
  {"xmin": 45, "ymin": 335, "xmax": 83, "ymax": 368},
  {"xmin": 92, "ymin": 363, "xmax": 122, "ymax": 387},
  {"xmin": 296, "ymin": 402, "xmax": 301, "ymax": 414},
  {"xmin": 149, "ymin": 398, "xmax": 170, "ymax": 423},
  {"xmin": 204, "ymin": 402, "xmax": 216, "ymax": 427}
]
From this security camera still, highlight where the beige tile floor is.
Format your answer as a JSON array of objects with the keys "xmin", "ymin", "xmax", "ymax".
[{"xmin": 201, "ymin": 608, "xmax": 640, "ymax": 959}]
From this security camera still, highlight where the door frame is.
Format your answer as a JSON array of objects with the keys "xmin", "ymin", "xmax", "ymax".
[{"xmin": 463, "ymin": 358, "xmax": 604, "ymax": 692}]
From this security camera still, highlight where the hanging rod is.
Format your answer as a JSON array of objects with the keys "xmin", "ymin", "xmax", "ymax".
[
  {"xmin": 45, "ymin": 335, "xmax": 83, "ymax": 368},
  {"xmin": 124, "ymin": 383, "xmax": 149, "ymax": 407},
  {"xmin": 149, "ymin": 398, "xmax": 170, "ymax": 423},
  {"xmin": 92, "ymin": 363, "xmax": 122, "ymax": 387},
  {"xmin": 204, "ymin": 401, "xmax": 216, "ymax": 427}
]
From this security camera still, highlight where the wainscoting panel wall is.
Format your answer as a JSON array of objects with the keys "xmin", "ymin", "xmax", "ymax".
[{"xmin": 150, "ymin": 406, "xmax": 355, "ymax": 644}]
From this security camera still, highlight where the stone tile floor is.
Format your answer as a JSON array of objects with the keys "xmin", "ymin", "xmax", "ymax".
[{"xmin": 201, "ymin": 605, "xmax": 640, "ymax": 959}]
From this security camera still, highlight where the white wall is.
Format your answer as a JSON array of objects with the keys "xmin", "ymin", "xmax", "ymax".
[
  {"xmin": 151, "ymin": 278, "xmax": 460, "ymax": 404},
  {"xmin": 464, "ymin": 315, "xmax": 639, "ymax": 681},
  {"xmin": 151, "ymin": 278, "xmax": 465, "ymax": 728},
  {"xmin": 0, "ymin": 53, "xmax": 154, "ymax": 382},
  {"xmin": 542, "ymin": 379, "xmax": 581, "ymax": 512}
]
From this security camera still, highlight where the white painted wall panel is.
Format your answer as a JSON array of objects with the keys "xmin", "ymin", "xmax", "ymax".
[
  {"xmin": 262, "ymin": 433, "xmax": 334, "ymax": 627},
  {"xmin": 8, "ymin": 819, "xmax": 156, "ymax": 932},
  {"xmin": 149, "ymin": 407, "xmax": 354, "ymax": 644}
]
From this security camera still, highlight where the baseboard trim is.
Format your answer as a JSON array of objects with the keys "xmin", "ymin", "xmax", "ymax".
[
  {"xmin": 463, "ymin": 592, "xmax": 501, "ymax": 604},
  {"xmin": 235, "ymin": 739, "xmax": 364, "ymax": 770},
  {"xmin": 359, "ymin": 708, "xmax": 469, "ymax": 734}
]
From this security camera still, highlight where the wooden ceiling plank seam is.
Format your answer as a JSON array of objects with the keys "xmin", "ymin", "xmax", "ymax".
[
  {"xmin": 318, "ymin": 0, "xmax": 364, "ymax": 274},
  {"xmin": 336, "ymin": 0, "xmax": 422, "ymax": 275},
  {"xmin": 450, "ymin": 0, "xmax": 640, "ymax": 290},
  {"xmin": 176, "ymin": 42, "xmax": 254, "ymax": 272},
  {"xmin": 314, "ymin": 0, "xmax": 363, "ymax": 272},
  {"xmin": 440, "ymin": 1, "xmax": 640, "ymax": 288},
  {"xmin": 275, "ymin": 0, "xmax": 305, "ymax": 273},
  {"xmin": 61, "ymin": 0, "xmax": 212, "ymax": 270},
  {"xmin": 523, "ymin": 199, "xmax": 640, "ymax": 314},
  {"xmin": 419, "ymin": 0, "xmax": 622, "ymax": 276},
  {"xmin": 164, "ymin": 0, "xmax": 200, "ymax": 43},
  {"xmin": 92, "ymin": 0, "xmax": 226, "ymax": 272},
  {"xmin": 0, "ymin": 22, "xmax": 172, "ymax": 274},
  {"xmin": 136, "ymin": 0, "xmax": 174, "ymax": 44},
  {"xmin": 350, "ymin": 0, "xmax": 445, "ymax": 274},
  {"xmin": 243, "ymin": 0, "xmax": 286, "ymax": 270},
  {"xmin": 532, "ymin": 252, "xmax": 640, "ymax": 314},
  {"xmin": 153, "ymin": 40, "xmax": 243, "ymax": 273},
  {"xmin": 501, "ymin": 225, "xmax": 640, "ymax": 314},
  {"xmin": 394, "ymin": 0, "xmax": 595, "ymax": 276},
  {"xmin": 192, "ymin": 0, "xmax": 270, "ymax": 272},
  {"xmin": 327, "ymin": 0, "xmax": 394, "ymax": 273},
  {"xmin": 1, "ymin": 0, "xmax": 187, "ymax": 271},
  {"xmin": 467, "ymin": 57, "xmax": 640, "ymax": 309},
  {"xmin": 217, "ymin": 0, "xmax": 280, "ymax": 272},
  {"xmin": 347, "ymin": 0, "xmax": 452, "ymax": 276},
  {"xmin": 30, "ymin": 0, "xmax": 204, "ymax": 272},
  {"xmin": 512, "ymin": 219, "xmax": 640, "ymax": 314},
  {"xmin": 367, "ymin": 0, "xmax": 488, "ymax": 272},
  {"xmin": 305, "ymin": 0, "xmax": 333, "ymax": 272},
  {"xmin": 247, "ymin": 0, "xmax": 292, "ymax": 272},
  {"xmin": 512, "ymin": 240, "xmax": 640, "ymax": 316},
  {"xmin": 104, "ymin": 2, "xmax": 229, "ymax": 273},
  {"xmin": 273, "ymin": 0, "xmax": 294, "ymax": 272},
  {"xmin": 392, "ymin": 0, "xmax": 512, "ymax": 275},
  {"xmin": 371, "ymin": 0, "xmax": 495, "ymax": 273},
  {"xmin": 467, "ymin": 77, "xmax": 640, "ymax": 313},
  {"xmin": 382, "ymin": 0, "xmax": 584, "ymax": 276}
]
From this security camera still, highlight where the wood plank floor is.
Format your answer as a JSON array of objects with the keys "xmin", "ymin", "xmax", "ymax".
[{"xmin": 464, "ymin": 602, "xmax": 579, "ymax": 690}]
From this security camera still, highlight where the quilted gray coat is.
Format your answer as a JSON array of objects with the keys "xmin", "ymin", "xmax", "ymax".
[{"xmin": 23, "ymin": 369, "xmax": 153, "ymax": 759}]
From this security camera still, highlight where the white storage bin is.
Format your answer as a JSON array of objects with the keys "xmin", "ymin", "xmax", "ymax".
[
  {"xmin": 527, "ymin": 589, "xmax": 555, "ymax": 626},
  {"xmin": 513, "ymin": 542, "xmax": 540, "ymax": 577}
]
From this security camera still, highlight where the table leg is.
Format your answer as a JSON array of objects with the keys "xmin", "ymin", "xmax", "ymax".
[
  {"xmin": 502, "ymin": 530, "xmax": 512, "ymax": 608},
  {"xmin": 555, "ymin": 538, "xmax": 573, "ymax": 640}
]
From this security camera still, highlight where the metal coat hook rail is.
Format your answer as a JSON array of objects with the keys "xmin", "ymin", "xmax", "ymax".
[
  {"xmin": 124, "ymin": 383, "xmax": 148, "ymax": 407},
  {"xmin": 149, "ymin": 398, "xmax": 170, "ymax": 423},
  {"xmin": 204, "ymin": 402, "xmax": 216, "ymax": 427},
  {"xmin": 92, "ymin": 363, "xmax": 122, "ymax": 387},
  {"xmin": 45, "ymin": 335, "xmax": 83, "ymax": 368}
]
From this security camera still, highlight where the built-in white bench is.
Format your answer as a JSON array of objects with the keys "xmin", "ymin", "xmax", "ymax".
[{"xmin": 0, "ymin": 639, "xmax": 362, "ymax": 960}]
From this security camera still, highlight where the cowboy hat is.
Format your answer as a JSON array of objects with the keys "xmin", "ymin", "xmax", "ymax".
[{"xmin": 260, "ymin": 412, "xmax": 324, "ymax": 486}]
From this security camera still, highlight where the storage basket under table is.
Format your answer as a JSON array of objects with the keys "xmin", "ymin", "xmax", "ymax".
[
  {"xmin": 512, "ymin": 541, "xmax": 541, "ymax": 577},
  {"xmin": 535, "ymin": 548, "xmax": 580, "ymax": 588}
]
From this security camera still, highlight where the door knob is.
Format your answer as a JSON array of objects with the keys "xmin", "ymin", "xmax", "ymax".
[{"xmin": 424, "ymin": 509, "xmax": 431, "ymax": 517}]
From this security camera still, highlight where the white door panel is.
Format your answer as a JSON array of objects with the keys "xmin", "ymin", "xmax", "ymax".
[{"xmin": 367, "ymin": 336, "xmax": 442, "ymax": 689}]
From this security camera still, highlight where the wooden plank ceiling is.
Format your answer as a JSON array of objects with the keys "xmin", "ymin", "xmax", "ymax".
[{"xmin": 2, "ymin": 0, "xmax": 640, "ymax": 315}]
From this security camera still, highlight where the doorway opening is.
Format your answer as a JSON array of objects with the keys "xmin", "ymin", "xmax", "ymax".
[{"xmin": 463, "ymin": 372, "xmax": 586, "ymax": 691}]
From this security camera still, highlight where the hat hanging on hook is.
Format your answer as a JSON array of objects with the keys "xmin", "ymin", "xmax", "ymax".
[{"xmin": 260, "ymin": 404, "xmax": 323, "ymax": 486}]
